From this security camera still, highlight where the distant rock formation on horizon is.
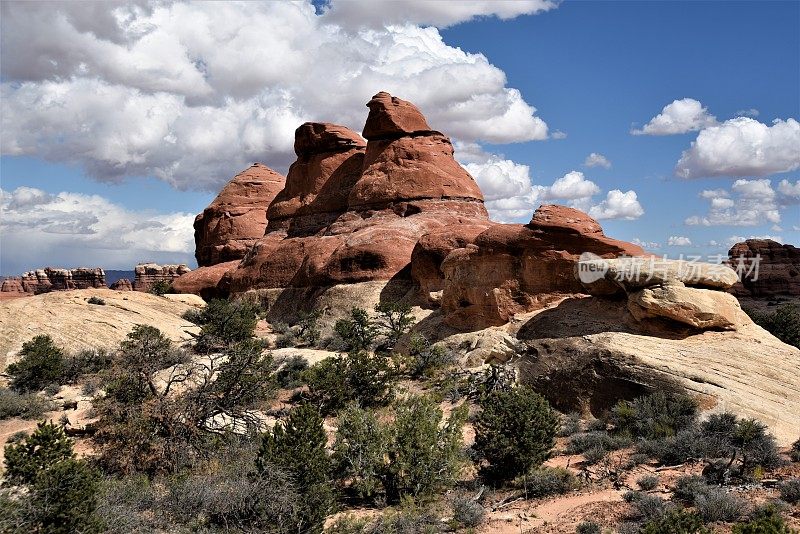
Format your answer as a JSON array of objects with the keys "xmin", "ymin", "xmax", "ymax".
[
  {"xmin": 133, "ymin": 263, "xmax": 190, "ymax": 293},
  {"xmin": 1, "ymin": 267, "xmax": 106, "ymax": 295},
  {"xmin": 727, "ymin": 239, "xmax": 800, "ymax": 297}
]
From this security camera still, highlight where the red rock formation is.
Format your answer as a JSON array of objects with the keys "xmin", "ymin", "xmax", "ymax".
[
  {"xmin": 170, "ymin": 260, "xmax": 239, "ymax": 299},
  {"xmin": 109, "ymin": 279, "xmax": 133, "ymax": 291},
  {"xmin": 440, "ymin": 205, "xmax": 645, "ymax": 329},
  {"xmin": 224, "ymin": 92, "xmax": 489, "ymax": 295},
  {"xmin": 1, "ymin": 268, "xmax": 107, "ymax": 294},
  {"xmin": 133, "ymin": 263, "xmax": 190, "ymax": 292},
  {"xmin": 194, "ymin": 163, "xmax": 286, "ymax": 267},
  {"xmin": 727, "ymin": 239, "xmax": 800, "ymax": 297}
]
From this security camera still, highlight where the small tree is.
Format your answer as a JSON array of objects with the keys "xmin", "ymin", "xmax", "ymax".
[
  {"xmin": 473, "ymin": 386, "xmax": 558, "ymax": 482},
  {"xmin": 296, "ymin": 309, "xmax": 323, "ymax": 347},
  {"xmin": 304, "ymin": 351, "xmax": 395, "ymax": 415},
  {"xmin": 334, "ymin": 307, "xmax": 378, "ymax": 352},
  {"xmin": 149, "ymin": 280, "xmax": 172, "ymax": 296},
  {"xmin": 374, "ymin": 302, "xmax": 415, "ymax": 350},
  {"xmin": 332, "ymin": 404, "xmax": 387, "ymax": 499},
  {"xmin": 257, "ymin": 404, "xmax": 335, "ymax": 533},
  {"xmin": 4, "ymin": 421, "xmax": 75, "ymax": 486},
  {"xmin": 195, "ymin": 299, "xmax": 259, "ymax": 351},
  {"xmin": 7, "ymin": 335, "xmax": 65, "ymax": 392}
]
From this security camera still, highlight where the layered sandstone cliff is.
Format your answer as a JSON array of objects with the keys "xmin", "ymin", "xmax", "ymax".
[
  {"xmin": 1, "ymin": 268, "xmax": 106, "ymax": 295},
  {"xmin": 133, "ymin": 263, "xmax": 190, "ymax": 292},
  {"xmin": 727, "ymin": 239, "xmax": 800, "ymax": 297}
]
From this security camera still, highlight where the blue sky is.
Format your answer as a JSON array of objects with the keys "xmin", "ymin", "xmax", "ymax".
[{"xmin": 1, "ymin": 0, "xmax": 798, "ymax": 275}]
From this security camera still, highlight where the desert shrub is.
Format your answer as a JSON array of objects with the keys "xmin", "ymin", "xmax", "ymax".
[
  {"xmin": 194, "ymin": 298, "xmax": 259, "ymax": 351},
  {"xmin": 4, "ymin": 421, "xmax": 74, "ymax": 486},
  {"xmin": 163, "ymin": 441, "xmax": 301, "ymax": 532},
  {"xmin": 60, "ymin": 348, "xmax": 113, "ymax": 383},
  {"xmin": 382, "ymin": 396, "xmax": 467, "ymax": 501},
  {"xmin": 0, "ymin": 389, "xmax": 53, "ymax": 420},
  {"xmin": 779, "ymin": 478, "xmax": 800, "ymax": 504},
  {"xmin": 694, "ymin": 488, "xmax": 745, "ymax": 522},
  {"xmin": 520, "ymin": 466, "xmax": 580, "ymax": 498},
  {"xmin": 87, "ymin": 296, "xmax": 105, "ymax": 305},
  {"xmin": 181, "ymin": 307, "xmax": 204, "ymax": 325},
  {"xmin": 335, "ymin": 307, "xmax": 378, "ymax": 352},
  {"xmin": 405, "ymin": 334, "xmax": 454, "ymax": 378},
  {"xmin": 640, "ymin": 508, "xmax": 709, "ymax": 534},
  {"xmin": 149, "ymin": 280, "xmax": 171, "ymax": 296},
  {"xmin": 2, "ymin": 421, "xmax": 101, "ymax": 533},
  {"xmin": 257, "ymin": 404, "xmax": 335, "ymax": 533},
  {"xmin": 304, "ymin": 351, "xmax": 395, "ymax": 415},
  {"xmin": 623, "ymin": 490, "xmax": 643, "ymax": 503},
  {"xmin": 732, "ymin": 504, "xmax": 793, "ymax": 534},
  {"xmin": 637, "ymin": 474, "xmax": 660, "ymax": 491},
  {"xmin": 333, "ymin": 399, "xmax": 466, "ymax": 502},
  {"xmin": 582, "ymin": 445, "xmax": 607, "ymax": 465},
  {"xmin": 332, "ymin": 404, "xmax": 386, "ymax": 499},
  {"xmin": 360, "ymin": 499, "xmax": 442, "ymax": 534},
  {"xmin": 632, "ymin": 494, "xmax": 668, "ymax": 521},
  {"xmin": 558, "ymin": 412, "xmax": 582, "ymax": 437},
  {"xmin": 672, "ymin": 475, "xmax": 710, "ymax": 503},
  {"xmin": 7, "ymin": 335, "xmax": 66, "ymax": 392},
  {"xmin": 451, "ymin": 494, "xmax": 485, "ymax": 528},
  {"xmin": 567, "ymin": 430, "xmax": 631, "ymax": 455},
  {"xmin": 731, "ymin": 417, "xmax": 781, "ymax": 472},
  {"xmin": 610, "ymin": 391, "xmax": 698, "ymax": 440},
  {"xmin": 473, "ymin": 386, "xmax": 558, "ymax": 482},
  {"xmin": 94, "ymin": 475, "xmax": 158, "ymax": 534},
  {"xmin": 295, "ymin": 309, "xmax": 323, "ymax": 347},
  {"xmin": 790, "ymin": 437, "xmax": 800, "ymax": 462},
  {"xmin": 748, "ymin": 304, "xmax": 800, "ymax": 349},
  {"xmin": 576, "ymin": 521, "xmax": 601, "ymax": 534},
  {"xmin": 276, "ymin": 354, "xmax": 309, "ymax": 389},
  {"xmin": 374, "ymin": 301, "xmax": 415, "ymax": 350},
  {"xmin": 636, "ymin": 429, "xmax": 708, "ymax": 466}
]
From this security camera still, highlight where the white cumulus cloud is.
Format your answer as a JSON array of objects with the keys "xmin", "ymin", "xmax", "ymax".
[
  {"xmin": 667, "ymin": 236, "xmax": 692, "ymax": 246},
  {"xmin": 685, "ymin": 179, "xmax": 785, "ymax": 226},
  {"xmin": 321, "ymin": 0, "xmax": 558, "ymax": 29},
  {"xmin": 632, "ymin": 98, "xmax": 717, "ymax": 135},
  {"xmin": 0, "ymin": 1, "xmax": 550, "ymax": 191},
  {"xmin": 588, "ymin": 190, "xmax": 644, "ymax": 220},
  {"xmin": 0, "ymin": 187, "xmax": 195, "ymax": 274},
  {"xmin": 584, "ymin": 152, "xmax": 612, "ymax": 169},
  {"xmin": 675, "ymin": 117, "xmax": 800, "ymax": 178}
]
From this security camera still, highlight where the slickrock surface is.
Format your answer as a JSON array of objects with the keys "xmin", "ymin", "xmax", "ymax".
[
  {"xmin": 0, "ymin": 289, "xmax": 202, "ymax": 369},
  {"xmin": 727, "ymin": 239, "xmax": 800, "ymax": 297},
  {"xmin": 133, "ymin": 263, "xmax": 190, "ymax": 292},
  {"xmin": 195, "ymin": 163, "xmax": 286, "ymax": 267}
]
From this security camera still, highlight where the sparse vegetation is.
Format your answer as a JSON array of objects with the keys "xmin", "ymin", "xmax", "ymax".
[
  {"xmin": 87, "ymin": 295, "xmax": 106, "ymax": 305},
  {"xmin": 474, "ymin": 386, "xmax": 558, "ymax": 482},
  {"xmin": 791, "ymin": 437, "xmax": 800, "ymax": 462},
  {"xmin": 779, "ymin": 478, "xmax": 800, "ymax": 504},
  {"xmin": 520, "ymin": 466, "xmax": 580, "ymax": 498},
  {"xmin": 374, "ymin": 301, "xmax": 415, "ymax": 350},
  {"xmin": 275, "ymin": 354, "xmax": 309, "ymax": 388},
  {"xmin": 694, "ymin": 488, "xmax": 745, "ymax": 523},
  {"xmin": 610, "ymin": 391, "xmax": 698, "ymax": 439},
  {"xmin": 451, "ymin": 494, "xmax": 485, "ymax": 528},
  {"xmin": 637, "ymin": 474, "xmax": 659, "ymax": 491},
  {"xmin": 746, "ymin": 303, "xmax": 800, "ymax": 349},
  {"xmin": 640, "ymin": 508, "xmax": 709, "ymax": 534},
  {"xmin": 7, "ymin": 334, "xmax": 65, "ymax": 392},
  {"xmin": 193, "ymin": 298, "xmax": 260, "ymax": 351},
  {"xmin": 732, "ymin": 504, "xmax": 793, "ymax": 534},
  {"xmin": 149, "ymin": 280, "xmax": 172, "ymax": 296},
  {"xmin": 404, "ymin": 334, "xmax": 454, "ymax": 378},
  {"xmin": 0, "ymin": 389, "xmax": 53, "ymax": 420}
]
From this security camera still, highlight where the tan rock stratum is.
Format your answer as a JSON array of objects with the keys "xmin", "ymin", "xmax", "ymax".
[{"xmin": 0, "ymin": 289, "xmax": 202, "ymax": 369}]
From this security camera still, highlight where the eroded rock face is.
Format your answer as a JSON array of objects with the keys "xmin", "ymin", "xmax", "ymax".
[
  {"xmin": 194, "ymin": 163, "xmax": 286, "ymax": 267},
  {"xmin": 440, "ymin": 206, "xmax": 645, "ymax": 329},
  {"xmin": 1, "ymin": 268, "xmax": 107, "ymax": 294},
  {"xmin": 171, "ymin": 261, "xmax": 240, "ymax": 300},
  {"xmin": 109, "ymin": 279, "xmax": 133, "ymax": 291},
  {"xmin": 627, "ymin": 281, "xmax": 743, "ymax": 330},
  {"xmin": 224, "ymin": 92, "xmax": 490, "ymax": 296},
  {"xmin": 133, "ymin": 263, "xmax": 190, "ymax": 292},
  {"xmin": 727, "ymin": 239, "xmax": 800, "ymax": 297}
]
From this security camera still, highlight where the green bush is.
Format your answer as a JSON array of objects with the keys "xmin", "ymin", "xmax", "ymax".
[
  {"xmin": 641, "ymin": 508, "xmax": 709, "ymax": 534},
  {"xmin": 149, "ymin": 280, "xmax": 172, "ymax": 296},
  {"xmin": 7, "ymin": 335, "xmax": 66, "ymax": 392},
  {"xmin": 672, "ymin": 475, "xmax": 710, "ymax": 503},
  {"xmin": 257, "ymin": 404, "xmax": 335, "ymax": 533},
  {"xmin": 520, "ymin": 466, "xmax": 580, "ymax": 498},
  {"xmin": 0, "ymin": 389, "xmax": 53, "ymax": 420},
  {"xmin": 791, "ymin": 437, "xmax": 800, "ymax": 462},
  {"xmin": 694, "ymin": 488, "xmax": 745, "ymax": 523},
  {"xmin": 558, "ymin": 412, "xmax": 582, "ymax": 437},
  {"xmin": 747, "ymin": 304, "xmax": 800, "ymax": 349},
  {"xmin": 451, "ymin": 494, "xmax": 485, "ymax": 528},
  {"xmin": 637, "ymin": 474, "xmax": 660, "ymax": 491},
  {"xmin": 567, "ymin": 431, "xmax": 631, "ymax": 456},
  {"xmin": 276, "ymin": 354, "xmax": 309, "ymax": 389},
  {"xmin": 334, "ymin": 307, "xmax": 378, "ymax": 352},
  {"xmin": 474, "ymin": 386, "xmax": 558, "ymax": 482},
  {"xmin": 87, "ymin": 296, "xmax": 105, "ymax": 305},
  {"xmin": 632, "ymin": 494, "xmax": 668, "ymax": 521},
  {"xmin": 405, "ymin": 334, "xmax": 454, "ymax": 378},
  {"xmin": 374, "ymin": 301, "xmax": 415, "ymax": 350},
  {"xmin": 609, "ymin": 391, "xmax": 698, "ymax": 439},
  {"xmin": 732, "ymin": 504, "xmax": 793, "ymax": 534},
  {"xmin": 576, "ymin": 521, "xmax": 601, "ymax": 534},
  {"xmin": 779, "ymin": 478, "xmax": 800, "ymax": 504},
  {"xmin": 332, "ymin": 404, "xmax": 386, "ymax": 499},
  {"xmin": 60, "ymin": 348, "xmax": 113, "ymax": 384},
  {"xmin": 194, "ymin": 299, "xmax": 259, "ymax": 351},
  {"xmin": 304, "ymin": 351, "xmax": 395, "ymax": 415},
  {"xmin": 4, "ymin": 421, "xmax": 75, "ymax": 486}
]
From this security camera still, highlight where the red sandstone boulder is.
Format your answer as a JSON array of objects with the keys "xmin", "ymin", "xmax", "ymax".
[
  {"xmin": 266, "ymin": 123, "xmax": 366, "ymax": 233},
  {"xmin": 440, "ymin": 206, "xmax": 645, "ymax": 329},
  {"xmin": 361, "ymin": 91, "xmax": 432, "ymax": 140},
  {"xmin": 727, "ymin": 239, "xmax": 800, "ymax": 297},
  {"xmin": 171, "ymin": 261, "xmax": 239, "ymax": 299},
  {"xmin": 109, "ymin": 278, "xmax": 133, "ymax": 291},
  {"xmin": 194, "ymin": 163, "xmax": 286, "ymax": 267}
]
